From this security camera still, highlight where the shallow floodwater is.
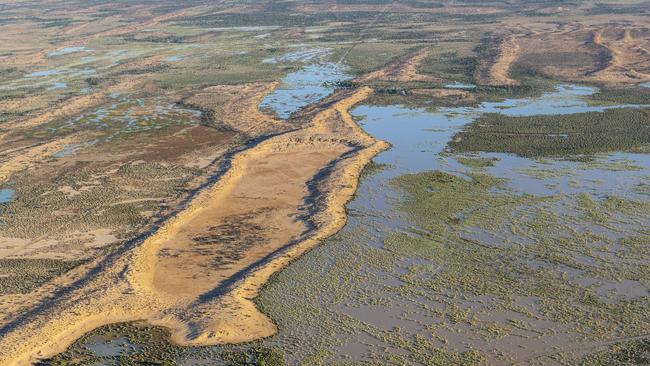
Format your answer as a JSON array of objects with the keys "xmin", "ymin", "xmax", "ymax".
[
  {"xmin": 354, "ymin": 84, "xmax": 650, "ymax": 198},
  {"xmin": 86, "ymin": 337, "xmax": 139, "ymax": 357},
  {"xmin": 77, "ymin": 84, "xmax": 650, "ymax": 364},
  {"xmin": 445, "ymin": 81, "xmax": 476, "ymax": 89},
  {"xmin": 259, "ymin": 49, "xmax": 350, "ymax": 119},
  {"xmin": 250, "ymin": 84, "xmax": 650, "ymax": 364},
  {"xmin": 47, "ymin": 47, "xmax": 92, "ymax": 57},
  {"xmin": 0, "ymin": 189, "xmax": 15, "ymax": 204}
]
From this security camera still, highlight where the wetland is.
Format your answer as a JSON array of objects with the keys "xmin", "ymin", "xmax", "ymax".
[
  {"xmin": 1, "ymin": 1, "xmax": 650, "ymax": 365},
  {"xmin": 49, "ymin": 80, "xmax": 650, "ymax": 365}
]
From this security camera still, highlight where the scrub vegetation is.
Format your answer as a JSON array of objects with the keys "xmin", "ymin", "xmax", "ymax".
[{"xmin": 451, "ymin": 108, "xmax": 650, "ymax": 157}]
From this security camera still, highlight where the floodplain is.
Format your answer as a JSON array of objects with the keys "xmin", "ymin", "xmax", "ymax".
[{"xmin": 0, "ymin": 1, "xmax": 649, "ymax": 365}]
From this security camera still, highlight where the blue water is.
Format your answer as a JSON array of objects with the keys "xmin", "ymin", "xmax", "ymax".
[
  {"xmin": 47, "ymin": 82, "xmax": 67, "ymax": 90},
  {"xmin": 47, "ymin": 47, "xmax": 91, "ymax": 57},
  {"xmin": 25, "ymin": 69, "xmax": 61, "ymax": 78},
  {"xmin": 445, "ymin": 82, "xmax": 476, "ymax": 89},
  {"xmin": 53, "ymin": 144, "xmax": 81, "ymax": 158},
  {"xmin": 351, "ymin": 84, "xmax": 650, "ymax": 199},
  {"xmin": 0, "ymin": 189, "xmax": 15, "ymax": 204},
  {"xmin": 263, "ymin": 48, "xmax": 332, "ymax": 64},
  {"xmin": 259, "ymin": 63, "xmax": 350, "ymax": 119}
]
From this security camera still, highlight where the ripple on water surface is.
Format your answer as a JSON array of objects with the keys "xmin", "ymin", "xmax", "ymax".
[{"xmin": 259, "ymin": 49, "xmax": 350, "ymax": 119}]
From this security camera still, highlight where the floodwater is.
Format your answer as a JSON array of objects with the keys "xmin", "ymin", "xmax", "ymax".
[
  {"xmin": 48, "ymin": 95, "xmax": 202, "ymax": 143},
  {"xmin": 259, "ymin": 48, "xmax": 350, "ymax": 119},
  {"xmin": 85, "ymin": 336, "xmax": 141, "ymax": 357},
  {"xmin": 53, "ymin": 143, "xmax": 82, "ymax": 158},
  {"xmin": 47, "ymin": 47, "xmax": 92, "ymax": 57},
  {"xmin": 445, "ymin": 81, "xmax": 476, "ymax": 89},
  {"xmin": 0, "ymin": 189, "xmax": 15, "ymax": 204},
  {"xmin": 47, "ymin": 82, "xmax": 67, "ymax": 90},
  {"xmin": 351, "ymin": 84, "xmax": 650, "ymax": 198},
  {"xmin": 251, "ymin": 84, "xmax": 650, "ymax": 364},
  {"xmin": 76, "ymin": 82, "xmax": 649, "ymax": 364}
]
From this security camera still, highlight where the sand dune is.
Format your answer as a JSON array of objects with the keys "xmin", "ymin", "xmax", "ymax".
[{"xmin": 0, "ymin": 85, "xmax": 387, "ymax": 366}]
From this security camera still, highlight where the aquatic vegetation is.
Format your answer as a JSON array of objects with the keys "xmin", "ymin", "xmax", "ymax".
[
  {"xmin": 3, "ymin": 1, "xmax": 650, "ymax": 365},
  {"xmin": 259, "ymin": 61, "xmax": 349, "ymax": 119},
  {"xmin": 566, "ymin": 338, "xmax": 650, "ymax": 365},
  {"xmin": 455, "ymin": 156, "xmax": 497, "ymax": 169},
  {"xmin": 36, "ymin": 96, "xmax": 202, "ymax": 143},
  {"xmin": 590, "ymin": 86, "xmax": 650, "ymax": 105},
  {"xmin": 451, "ymin": 108, "xmax": 650, "ymax": 157}
]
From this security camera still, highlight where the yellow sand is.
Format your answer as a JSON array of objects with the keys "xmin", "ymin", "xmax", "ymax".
[{"xmin": 0, "ymin": 87, "xmax": 388, "ymax": 366}]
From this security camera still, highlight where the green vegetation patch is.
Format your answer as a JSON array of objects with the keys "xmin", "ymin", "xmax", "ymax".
[
  {"xmin": 335, "ymin": 42, "xmax": 415, "ymax": 76},
  {"xmin": 589, "ymin": 86, "xmax": 650, "ymax": 105},
  {"xmin": 389, "ymin": 170, "xmax": 650, "ymax": 339},
  {"xmin": 0, "ymin": 162, "xmax": 200, "ymax": 241},
  {"xmin": 455, "ymin": 156, "xmax": 498, "ymax": 169},
  {"xmin": 450, "ymin": 108, "xmax": 650, "ymax": 157},
  {"xmin": 571, "ymin": 338, "xmax": 650, "ymax": 365}
]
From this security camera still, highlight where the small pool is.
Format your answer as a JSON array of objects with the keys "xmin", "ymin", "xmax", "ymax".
[{"xmin": 0, "ymin": 189, "xmax": 15, "ymax": 204}]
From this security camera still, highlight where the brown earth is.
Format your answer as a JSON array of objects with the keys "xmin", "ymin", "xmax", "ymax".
[
  {"xmin": 475, "ymin": 35, "xmax": 520, "ymax": 86},
  {"xmin": 511, "ymin": 23, "xmax": 650, "ymax": 86},
  {"xmin": 357, "ymin": 47, "xmax": 440, "ymax": 83}
]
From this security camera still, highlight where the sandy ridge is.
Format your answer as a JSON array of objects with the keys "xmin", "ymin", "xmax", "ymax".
[
  {"xmin": 0, "ymin": 85, "xmax": 388, "ymax": 365},
  {"xmin": 357, "ymin": 47, "xmax": 440, "ymax": 83},
  {"xmin": 475, "ymin": 35, "xmax": 520, "ymax": 86}
]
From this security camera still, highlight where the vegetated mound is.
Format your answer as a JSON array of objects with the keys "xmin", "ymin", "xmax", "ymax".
[
  {"xmin": 450, "ymin": 108, "xmax": 650, "ymax": 157},
  {"xmin": 474, "ymin": 35, "xmax": 519, "ymax": 86}
]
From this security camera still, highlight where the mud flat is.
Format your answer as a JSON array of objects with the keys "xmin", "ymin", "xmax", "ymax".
[{"xmin": 0, "ymin": 82, "xmax": 387, "ymax": 365}]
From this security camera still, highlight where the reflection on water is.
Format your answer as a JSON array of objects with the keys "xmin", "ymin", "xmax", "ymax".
[
  {"xmin": 353, "ymin": 84, "xmax": 650, "ymax": 198},
  {"xmin": 259, "ymin": 48, "xmax": 350, "ymax": 119},
  {"xmin": 445, "ymin": 81, "xmax": 476, "ymax": 89},
  {"xmin": 78, "ymin": 83, "xmax": 650, "ymax": 363},
  {"xmin": 253, "ymin": 84, "xmax": 650, "ymax": 363}
]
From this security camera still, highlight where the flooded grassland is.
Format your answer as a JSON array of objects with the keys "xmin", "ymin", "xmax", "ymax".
[
  {"xmin": 250, "ymin": 85, "xmax": 650, "ymax": 365},
  {"xmin": 49, "ymin": 83, "xmax": 650, "ymax": 365}
]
